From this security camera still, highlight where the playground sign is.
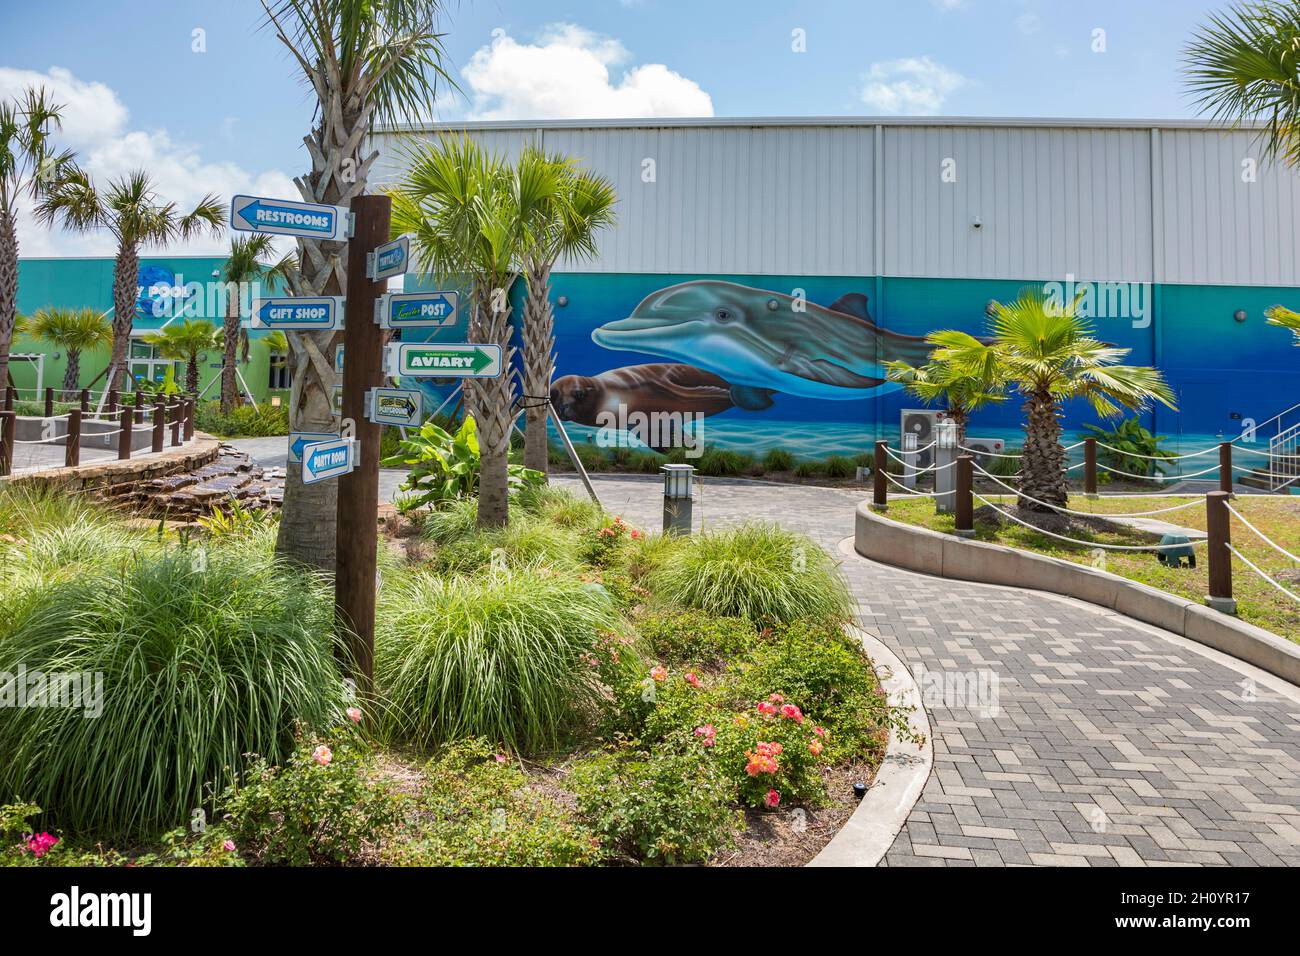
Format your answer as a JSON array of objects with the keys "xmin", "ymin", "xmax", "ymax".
[{"xmin": 365, "ymin": 387, "xmax": 423, "ymax": 427}]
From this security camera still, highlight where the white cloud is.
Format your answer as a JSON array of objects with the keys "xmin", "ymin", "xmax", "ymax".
[
  {"xmin": 461, "ymin": 23, "xmax": 713, "ymax": 120},
  {"xmin": 859, "ymin": 57, "xmax": 968, "ymax": 115},
  {"xmin": 0, "ymin": 66, "xmax": 293, "ymax": 257}
]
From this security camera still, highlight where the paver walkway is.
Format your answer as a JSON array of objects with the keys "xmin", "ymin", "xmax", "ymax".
[{"xmin": 555, "ymin": 473, "xmax": 1300, "ymax": 867}]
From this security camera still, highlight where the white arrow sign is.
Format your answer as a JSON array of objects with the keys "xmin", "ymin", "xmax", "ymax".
[
  {"xmin": 367, "ymin": 235, "xmax": 412, "ymax": 281},
  {"xmin": 231, "ymin": 194, "xmax": 350, "ymax": 241},
  {"xmin": 300, "ymin": 436, "xmax": 356, "ymax": 484}
]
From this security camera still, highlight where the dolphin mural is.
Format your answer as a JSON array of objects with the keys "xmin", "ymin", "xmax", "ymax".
[
  {"xmin": 552, "ymin": 363, "xmax": 739, "ymax": 425},
  {"xmin": 590, "ymin": 280, "xmax": 935, "ymax": 404}
]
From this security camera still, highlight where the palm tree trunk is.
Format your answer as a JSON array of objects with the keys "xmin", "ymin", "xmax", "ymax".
[
  {"xmin": 62, "ymin": 348, "xmax": 80, "ymax": 399},
  {"xmin": 186, "ymin": 355, "xmax": 199, "ymax": 395},
  {"xmin": 468, "ymin": 285, "xmax": 515, "ymax": 528},
  {"xmin": 1018, "ymin": 392, "xmax": 1068, "ymax": 510},
  {"xmin": 521, "ymin": 261, "xmax": 555, "ymax": 474},
  {"xmin": 0, "ymin": 207, "xmax": 17, "ymax": 392},
  {"xmin": 109, "ymin": 243, "xmax": 139, "ymax": 393},
  {"xmin": 220, "ymin": 294, "xmax": 239, "ymax": 411}
]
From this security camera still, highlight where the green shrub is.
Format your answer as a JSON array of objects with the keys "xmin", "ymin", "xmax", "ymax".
[
  {"xmin": 193, "ymin": 400, "xmax": 289, "ymax": 438},
  {"xmin": 382, "ymin": 739, "xmax": 602, "ymax": 866},
  {"xmin": 516, "ymin": 485, "xmax": 605, "ymax": 532},
  {"xmin": 385, "ymin": 417, "xmax": 543, "ymax": 510},
  {"xmin": 626, "ymin": 450, "xmax": 667, "ymax": 473},
  {"xmin": 762, "ymin": 448, "xmax": 795, "ymax": 472},
  {"xmin": 647, "ymin": 523, "xmax": 852, "ymax": 625},
  {"xmin": 0, "ymin": 545, "xmax": 345, "ymax": 838},
  {"xmin": 217, "ymin": 728, "xmax": 403, "ymax": 866},
  {"xmin": 375, "ymin": 566, "xmax": 634, "ymax": 751},
  {"xmin": 709, "ymin": 693, "xmax": 831, "ymax": 808},
  {"xmin": 697, "ymin": 446, "xmax": 753, "ymax": 476},
  {"xmin": 570, "ymin": 748, "xmax": 741, "ymax": 864},
  {"xmin": 575, "ymin": 443, "xmax": 608, "ymax": 472},
  {"xmin": 793, "ymin": 460, "xmax": 824, "ymax": 478},
  {"xmin": 421, "ymin": 497, "xmax": 481, "ymax": 545},
  {"xmin": 984, "ymin": 447, "xmax": 1023, "ymax": 479},
  {"xmin": 823, "ymin": 455, "xmax": 855, "ymax": 479},
  {"xmin": 433, "ymin": 517, "xmax": 585, "ymax": 575},
  {"xmin": 635, "ymin": 608, "xmax": 757, "ymax": 668},
  {"xmin": 607, "ymin": 529, "xmax": 687, "ymax": 584}
]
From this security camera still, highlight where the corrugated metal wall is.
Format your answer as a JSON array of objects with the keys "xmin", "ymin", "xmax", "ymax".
[{"xmin": 372, "ymin": 119, "xmax": 1300, "ymax": 287}]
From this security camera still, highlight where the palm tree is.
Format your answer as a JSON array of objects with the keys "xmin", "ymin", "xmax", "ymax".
[
  {"xmin": 516, "ymin": 146, "xmax": 617, "ymax": 473},
  {"xmin": 885, "ymin": 330, "xmax": 1006, "ymax": 445},
  {"xmin": 34, "ymin": 169, "xmax": 224, "ymax": 393},
  {"xmin": 1265, "ymin": 304, "xmax": 1300, "ymax": 344},
  {"xmin": 391, "ymin": 135, "xmax": 535, "ymax": 528},
  {"xmin": 219, "ymin": 235, "xmax": 293, "ymax": 412},
  {"xmin": 260, "ymin": 0, "xmax": 453, "ymax": 569},
  {"xmin": 143, "ymin": 320, "xmax": 220, "ymax": 395},
  {"xmin": 0, "ymin": 86, "xmax": 73, "ymax": 391},
  {"xmin": 30, "ymin": 307, "xmax": 112, "ymax": 399},
  {"xmin": 989, "ymin": 290, "xmax": 1176, "ymax": 511}
]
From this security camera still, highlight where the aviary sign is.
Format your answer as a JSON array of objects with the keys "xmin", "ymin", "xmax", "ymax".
[
  {"xmin": 230, "ymin": 194, "xmax": 350, "ymax": 241},
  {"xmin": 387, "ymin": 342, "xmax": 502, "ymax": 378}
]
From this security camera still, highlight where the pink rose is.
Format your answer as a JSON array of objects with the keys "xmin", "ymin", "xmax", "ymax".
[
  {"xmin": 685, "ymin": 672, "xmax": 701, "ymax": 687},
  {"xmin": 222, "ymin": 839, "xmax": 237, "ymax": 852},
  {"xmin": 346, "ymin": 706, "xmax": 362, "ymax": 724},
  {"xmin": 312, "ymin": 745, "xmax": 332, "ymax": 766},
  {"xmin": 764, "ymin": 789, "xmax": 781, "ymax": 809}
]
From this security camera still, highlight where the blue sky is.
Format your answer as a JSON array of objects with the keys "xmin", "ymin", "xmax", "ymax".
[{"xmin": 0, "ymin": 0, "xmax": 1230, "ymax": 255}]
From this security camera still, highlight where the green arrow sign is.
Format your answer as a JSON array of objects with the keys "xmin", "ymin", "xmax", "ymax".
[{"xmin": 389, "ymin": 343, "xmax": 502, "ymax": 378}]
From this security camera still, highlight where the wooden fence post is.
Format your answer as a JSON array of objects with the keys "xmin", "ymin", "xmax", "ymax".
[
  {"xmin": 152, "ymin": 401, "xmax": 164, "ymax": 453},
  {"xmin": 169, "ymin": 399, "xmax": 181, "ymax": 446},
  {"xmin": 1084, "ymin": 437, "xmax": 1098, "ymax": 496},
  {"xmin": 118, "ymin": 406, "xmax": 133, "ymax": 460},
  {"xmin": 79, "ymin": 389, "xmax": 89, "ymax": 413},
  {"xmin": 873, "ymin": 440, "xmax": 888, "ymax": 510},
  {"xmin": 44, "ymin": 387, "xmax": 54, "ymax": 418},
  {"xmin": 0, "ymin": 410, "xmax": 13, "ymax": 476},
  {"xmin": 4, "ymin": 386, "xmax": 14, "ymax": 411},
  {"xmin": 183, "ymin": 399, "xmax": 194, "ymax": 441},
  {"xmin": 65, "ymin": 408, "xmax": 81, "ymax": 468},
  {"xmin": 955, "ymin": 453, "xmax": 974, "ymax": 536},
  {"xmin": 108, "ymin": 389, "xmax": 119, "ymax": 416},
  {"xmin": 1205, "ymin": 490, "xmax": 1235, "ymax": 615},
  {"xmin": 134, "ymin": 391, "xmax": 144, "ymax": 425},
  {"xmin": 1219, "ymin": 442, "xmax": 1233, "ymax": 494}
]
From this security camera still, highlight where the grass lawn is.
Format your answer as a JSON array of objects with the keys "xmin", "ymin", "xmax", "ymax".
[{"xmin": 885, "ymin": 492, "xmax": 1300, "ymax": 643}]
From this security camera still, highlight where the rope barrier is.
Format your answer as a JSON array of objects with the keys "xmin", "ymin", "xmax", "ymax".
[
  {"xmin": 1094, "ymin": 441, "xmax": 1203, "ymax": 462},
  {"xmin": 971, "ymin": 465, "xmax": 1204, "ymax": 517},
  {"xmin": 959, "ymin": 445, "xmax": 1021, "ymax": 460},
  {"xmin": 1225, "ymin": 503, "xmax": 1300, "ymax": 565},
  {"xmin": 880, "ymin": 471, "xmax": 948, "ymax": 497},
  {"xmin": 1095, "ymin": 461, "xmax": 1222, "ymax": 482},
  {"xmin": 1226, "ymin": 544, "xmax": 1300, "ymax": 605},
  {"xmin": 971, "ymin": 493, "xmax": 1208, "ymax": 551}
]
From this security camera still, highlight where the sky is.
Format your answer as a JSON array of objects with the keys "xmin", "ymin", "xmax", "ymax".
[{"xmin": 0, "ymin": 0, "xmax": 1232, "ymax": 257}]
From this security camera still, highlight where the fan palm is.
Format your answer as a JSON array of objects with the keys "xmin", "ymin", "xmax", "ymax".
[
  {"xmin": 143, "ymin": 320, "xmax": 220, "ymax": 395},
  {"xmin": 219, "ymin": 235, "xmax": 294, "ymax": 411},
  {"xmin": 260, "ymin": 0, "xmax": 453, "ymax": 570},
  {"xmin": 34, "ymin": 168, "xmax": 224, "ymax": 393},
  {"xmin": 1265, "ymin": 304, "xmax": 1300, "ymax": 344},
  {"xmin": 391, "ymin": 135, "xmax": 534, "ymax": 528},
  {"xmin": 30, "ymin": 307, "xmax": 112, "ymax": 398},
  {"xmin": 516, "ymin": 146, "xmax": 618, "ymax": 473},
  {"xmin": 885, "ymin": 330, "xmax": 1006, "ymax": 445},
  {"xmin": 0, "ymin": 86, "xmax": 73, "ymax": 390},
  {"xmin": 989, "ymin": 290, "xmax": 1176, "ymax": 511}
]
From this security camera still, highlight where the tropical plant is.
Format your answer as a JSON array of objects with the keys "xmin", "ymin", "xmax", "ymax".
[
  {"xmin": 218, "ymin": 235, "xmax": 293, "ymax": 411},
  {"xmin": 988, "ymin": 290, "xmax": 1176, "ymax": 510},
  {"xmin": 0, "ymin": 86, "xmax": 72, "ymax": 391},
  {"xmin": 1265, "ymin": 304, "xmax": 1300, "ymax": 345},
  {"xmin": 885, "ymin": 329, "xmax": 1006, "ymax": 443},
  {"xmin": 0, "ymin": 543, "xmax": 345, "ymax": 838},
  {"xmin": 34, "ymin": 169, "xmax": 224, "ymax": 393},
  {"xmin": 762, "ymin": 447, "xmax": 796, "ymax": 472},
  {"xmin": 143, "ymin": 319, "xmax": 221, "ymax": 394},
  {"xmin": 29, "ymin": 306, "xmax": 112, "ymax": 398},
  {"xmin": 374, "ymin": 565, "xmax": 631, "ymax": 751},
  {"xmin": 260, "ymin": 0, "xmax": 452, "ymax": 571},
  {"xmin": 516, "ymin": 146, "xmax": 617, "ymax": 473},
  {"xmin": 647, "ymin": 523, "xmax": 852, "ymax": 625},
  {"xmin": 383, "ymin": 416, "xmax": 544, "ymax": 511},
  {"xmin": 390, "ymin": 135, "xmax": 537, "ymax": 528},
  {"xmin": 1081, "ymin": 417, "xmax": 1175, "ymax": 483}
]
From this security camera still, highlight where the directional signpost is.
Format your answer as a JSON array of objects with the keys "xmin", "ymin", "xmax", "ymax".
[
  {"xmin": 251, "ymin": 296, "xmax": 345, "ymax": 331},
  {"xmin": 231, "ymin": 194, "xmax": 350, "ymax": 241},
  {"xmin": 366, "ymin": 235, "xmax": 411, "ymax": 281},
  {"xmin": 374, "ymin": 290, "xmax": 458, "ymax": 330},
  {"xmin": 365, "ymin": 387, "xmax": 423, "ymax": 427},
  {"xmin": 388, "ymin": 342, "xmax": 502, "ymax": 378},
  {"xmin": 300, "ymin": 436, "xmax": 357, "ymax": 484},
  {"xmin": 288, "ymin": 430, "xmax": 338, "ymax": 464}
]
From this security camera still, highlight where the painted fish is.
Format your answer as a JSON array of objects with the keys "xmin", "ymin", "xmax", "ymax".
[
  {"xmin": 591, "ymin": 280, "xmax": 935, "ymax": 404},
  {"xmin": 551, "ymin": 363, "xmax": 743, "ymax": 426}
]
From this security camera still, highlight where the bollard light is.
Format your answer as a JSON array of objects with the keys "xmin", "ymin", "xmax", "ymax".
[
  {"xmin": 937, "ymin": 420, "xmax": 959, "ymax": 450},
  {"xmin": 661, "ymin": 463, "xmax": 695, "ymax": 499}
]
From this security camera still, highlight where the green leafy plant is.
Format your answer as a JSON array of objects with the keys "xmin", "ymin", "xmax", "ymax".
[
  {"xmin": 1081, "ymin": 417, "xmax": 1174, "ymax": 483},
  {"xmin": 823, "ymin": 455, "xmax": 855, "ymax": 479},
  {"xmin": 762, "ymin": 448, "xmax": 795, "ymax": 472},
  {"xmin": 635, "ymin": 608, "xmax": 757, "ymax": 668},
  {"xmin": 195, "ymin": 497, "xmax": 278, "ymax": 539},
  {"xmin": 793, "ymin": 460, "xmax": 824, "ymax": 478},
  {"xmin": 647, "ymin": 523, "xmax": 852, "ymax": 626},
  {"xmin": 384, "ymin": 416, "xmax": 544, "ymax": 511},
  {"xmin": 193, "ymin": 400, "xmax": 290, "ymax": 438},
  {"xmin": 375, "ymin": 565, "xmax": 634, "ymax": 751},
  {"xmin": 696, "ymin": 446, "xmax": 753, "ymax": 476}
]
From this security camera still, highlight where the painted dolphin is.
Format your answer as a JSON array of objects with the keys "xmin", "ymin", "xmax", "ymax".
[{"xmin": 591, "ymin": 280, "xmax": 935, "ymax": 403}]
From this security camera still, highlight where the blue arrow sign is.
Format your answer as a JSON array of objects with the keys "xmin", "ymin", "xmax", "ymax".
[
  {"xmin": 368, "ymin": 235, "xmax": 411, "ymax": 281},
  {"xmin": 300, "ymin": 436, "xmax": 356, "ymax": 484},
  {"xmin": 288, "ymin": 431, "xmax": 338, "ymax": 463},
  {"xmin": 366, "ymin": 387, "xmax": 424, "ymax": 427},
  {"xmin": 251, "ymin": 296, "xmax": 344, "ymax": 331},
  {"xmin": 375, "ymin": 290, "xmax": 460, "ymax": 329},
  {"xmin": 231, "ymin": 194, "xmax": 349, "ymax": 241}
]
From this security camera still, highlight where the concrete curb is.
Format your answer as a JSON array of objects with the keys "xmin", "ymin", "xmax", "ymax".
[
  {"xmin": 1, "ymin": 434, "xmax": 222, "ymax": 492},
  {"xmin": 808, "ymin": 612, "xmax": 933, "ymax": 867},
  {"xmin": 855, "ymin": 503, "xmax": 1300, "ymax": 687}
]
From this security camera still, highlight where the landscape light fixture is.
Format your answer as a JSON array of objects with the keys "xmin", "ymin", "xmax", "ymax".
[
  {"xmin": 903, "ymin": 432, "xmax": 918, "ymax": 452},
  {"xmin": 937, "ymin": 420, "xmax": 959, "ymax": 450},
  {"xmin": 661, "ymin": 463, "xmax": 695, "ymax": 536}
]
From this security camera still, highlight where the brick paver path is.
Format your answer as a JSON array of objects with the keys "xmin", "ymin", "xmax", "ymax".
[{"xmin": 555, "ymin": 473, "xmax": 1300, "ymax": 867}]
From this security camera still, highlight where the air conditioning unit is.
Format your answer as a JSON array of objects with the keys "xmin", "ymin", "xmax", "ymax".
[
  {"xmin": 900, "ymin": 409, "xmax": 949, "ymax": 470},
  {"xmin": 961, "ymin": 437, "xmax": 1006, "ymax": 470}
]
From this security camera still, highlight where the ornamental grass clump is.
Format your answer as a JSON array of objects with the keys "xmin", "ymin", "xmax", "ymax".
[
  {"xmin": 376, "ymin": 565, "xmax": 634, "ymax": 751},
  {"xmin": 646, "ymin": 523, "xmax": 851, "ymax": 625},
  {"xmin": 0, "ymin": 545, "xmax": 345, "ymax": 838}
]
